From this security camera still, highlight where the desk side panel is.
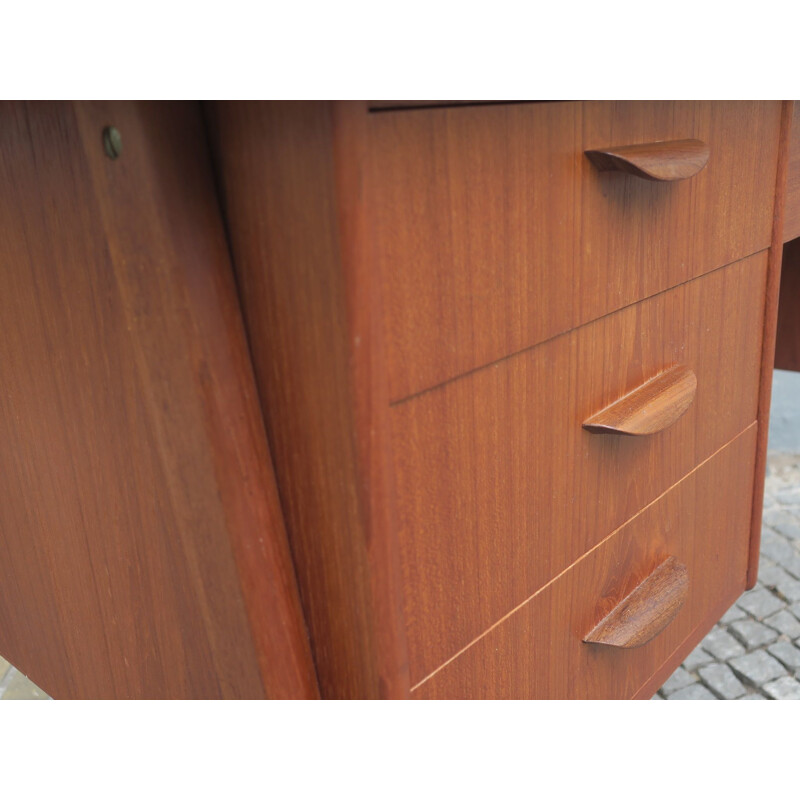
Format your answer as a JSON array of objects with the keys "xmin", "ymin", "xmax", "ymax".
[{"xmin": 0, "ymin": 101, "xmax": 317, "ymax": 699}]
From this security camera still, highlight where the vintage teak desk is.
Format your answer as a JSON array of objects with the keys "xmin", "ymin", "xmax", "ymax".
[{"xmin": 0, "ymin": 101, "xmax": 798, "ymax": 699}]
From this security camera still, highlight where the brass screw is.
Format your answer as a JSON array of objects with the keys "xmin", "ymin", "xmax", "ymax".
[{"xmin": 102, "ymin": 126, "xmax": 122, "ymax": 160}]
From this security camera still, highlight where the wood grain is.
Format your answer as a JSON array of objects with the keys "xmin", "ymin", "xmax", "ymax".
[
  {"xmin": 392, "ymin": 253, "xmax": 767, "ymax": 683},
  {"xmin": 583, "ymin": 556, "xmax": 688, "ymax": 648},
  {"xmin": 782, "ymin": 102, "xmax": 800, "ymax": 242},
  {"xmin": 0, "ymin": 101, "xmax": 318, "ymax": 699},
  {"xmin": 205, "ymin": 101, "xmax": 409, "ymax": 699},
  {"xmin": 774, "ymin": 237, "xmax": 800, "ymax": 371},
  {"xmin": 371, "ymin": 101, "xmax": 781, "ymax": 401},
  {"xmin": 748, "ymin": 101, "xmax": 796, "ymax": 589},
  {"xmin": 583, "ymin": 365, "xmax": 697, "ymax": 436},
  {"xmin": 330, "ymin": 101, "xmax": 411, "ymax": 699},
  {"xmin": 0, "ymin": 99, "xmax": 781, "ymax": 701},
  {"xmin": 412, "ymin": 426, "xmax": 756, "ymax": 699},
  {"xmin": 585, "ymin": 139, "xmax": 710, "ymax": 181},
  {"xmin": 368, "ymin": 101, "xmax": 519, "ymax": 111},
  {"xmin": 202, "ymin": 100, "xmax": 780, "ymax": 697}
]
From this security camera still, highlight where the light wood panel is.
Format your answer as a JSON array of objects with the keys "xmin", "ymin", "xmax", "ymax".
[
  {"xmin": 371, "ymin": 101, "xmax": 781, "ymax": 401},
  {"xmin": 412, "ymin": 426, "xmax": 756, "ymax": 699},
  {"xmin": 392, "ymin": 254, "xmax": 767, "ymax": 683},
  {"xmin": 0, "ymin": 101, "xmax": 318, "ymax": 699}
]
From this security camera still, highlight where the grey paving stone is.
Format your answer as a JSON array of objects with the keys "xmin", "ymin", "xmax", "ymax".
[
  {"xmin": 756, "ymin": 558, "xmax": 788, "ymax": 589},
  {"xmin": 759, "ymin": 531, "xmax": 800, "ymax": 580},
  {"xmin": 660, "ymin": 666, "xmax": 697, "ymax": 695},
  {"xmin": 720, "ymin": 603, "xmax": 748, "ymax": 625},
  {"xmin": 774, "ymin": 574, "xmax": 800, "ymax": 603},
  {"xmin": 736, "ymin": 587, "xmax": 785, "ymax": 620},
  {"xmin": 698, "ymin": 663, "xmax": 747, "ymax": 699},
  {"xmin": 764, "ymin": 609, "xmax": 800, "ymax": 639},
  {"xmin": 775, "ymin": 521, "xmax": 800, "ymax": 542},
  {"xmin": 701, "ymin": 627, "xmax": 746, "ymax": 660},
  {"xmin": 666, "ymin": 684, "xmax": 717, "ymax": 700},
  {"xmin": 763, "ymin": 676, "xmax": 800, "ymax": 700},
  {"xmin": 730, "ymin": 650, "xmax": 788, "ymax": 686},
  {"xmin": 730, "ymin": 619, "xmax": 780, "ymax": 648},
  {"xmin": 763, "ymin": 508, "xmax": 795, "ymax": 529},
  {"xmin": 776, "ymin": 486, "xmax": 800, "ymax": 506},
  {"xmin": 788, "ymin": 602, "xmax": 800, "ymax": 621},
  {"xmin": 754, "ymin": 560, "xmax": 800, "ymax": 602},
  {"xmin": 758, "ymin": 529, "xmax": 795, "ymax": 564},
  {"xmin": 781, "ymin": 552, "xmax": 800, "ymax": 580},
  {"xmin": 683, "ymin": 645, "xmax": 715, "ymax": 672},
  {"xmin": 767, "ymin": 641, "xmax": 800, "ymax": 671},
  {"xmin": 760, "ymin": 566, "xmax": 800, "ymax": 604},
  {"xmin": 651, "ymin": 693, "xmax": 664, "ymax": 700},
  {"xmin": 740, "ymin": 692, "xmax": 768, "ymax": 700}
]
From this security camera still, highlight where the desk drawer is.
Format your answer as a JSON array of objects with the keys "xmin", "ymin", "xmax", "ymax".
[
  {"xmin": 371, "ymin": 100, "xmax": 781, "ymax": 401},
  {"xmin": 392, "ymin": 252, "xmax": 767, "ymax": 684},
  {"xmin": 412, "ymin": 426, "xmax": 756, "ymax": 699}
]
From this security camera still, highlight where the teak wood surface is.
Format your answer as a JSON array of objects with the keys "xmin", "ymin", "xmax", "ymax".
[
  {"xmin": 0, "ymin": 101, "xmax": 318, "ymax": 699},
  {"xmin": 205, "ymin": 101, "xmax": 409, "ymax": 699},
  {"xmin": 413, "ymin": 427, "xmax": 756, "ymax": 699},
  {"xmin": 746, "ymin": 101, "xmax": 794, "ymax": 590},
  {"xmin": 371, "ymin": 101, "xmax": 781, "ymax": 401},
  {"xmin": 393, "ymin": 254, "xmax": 766, "ymax": 682},
  {"xmin": 582, "ymin": 556, "xmax": 689, "ymax": 648},
  {"xmin": 582, "ymin": 364, "xmax": 697, "ymax": 436},
  {"xmin": 205, "ymin": 101, "xmax": 787, "ymax": 698},
  {"xmin": 584, "ymin": 139, "xmax": 710, "ymax": 182},
  {"xmin": 781, "ymin": 102, "xmax": 800, "ymax": 242},
  {"xmin": 0, "ymin": 100, "xmax": 787, "ymax": 700}
]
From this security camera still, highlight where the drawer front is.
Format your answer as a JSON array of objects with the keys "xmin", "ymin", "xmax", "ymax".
[
  {"xmin": 391, "ymin": 253, "xmax": 767, "ymax": 684},
  {"xmin": 412, "ymin": 427, "xmax": 756, "ymax": 699},
  {"xmin": 371, "ymin": 100, "xmax": 780, "ymax": 401}
]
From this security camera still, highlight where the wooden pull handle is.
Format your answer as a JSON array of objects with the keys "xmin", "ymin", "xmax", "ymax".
[
  {"xmin": 585, "ymin": 138, "xmax": 710, "ymax": 181},
  {"xmin": 583, "ymin": 557, "xmax": 689, "ymax": 648},
  {"xmin": 583, "ymin": 365, "xmax": 697, "ymax": 436}
]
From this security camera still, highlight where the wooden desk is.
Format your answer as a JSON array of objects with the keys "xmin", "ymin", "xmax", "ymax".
[{"xmin": 0, "ymin": 101, "xmax": 794, "ymax": 698}]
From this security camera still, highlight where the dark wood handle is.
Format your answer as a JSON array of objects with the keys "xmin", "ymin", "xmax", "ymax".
[
  {"xmin": 585, "ymin": 138, "xmax": 710, "ymax": 181},
  {"xmin": 583, "ymin": 557, "xmax": 689, "ymax": 648},
  {"xmin": 583, "ymin": 365, "xmax": 697, "ymax": 436}
]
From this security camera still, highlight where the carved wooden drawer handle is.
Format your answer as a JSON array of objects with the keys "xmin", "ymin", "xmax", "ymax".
[
  {"xmin": 583, "ymin": 365, "xmax": 697, "ymax": 436},
  {"xmin": 583, "ymin": 557, "xmax": 689, "ymax": 648},
  {"xmin": 585, "ymin": 139, "xmax": 710, "ymax": 181}
]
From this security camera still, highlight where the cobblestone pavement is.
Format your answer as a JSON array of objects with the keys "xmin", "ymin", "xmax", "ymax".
[{"xmin": 656, "ymin": 452, "xmax": 800, "ymax": 700}]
